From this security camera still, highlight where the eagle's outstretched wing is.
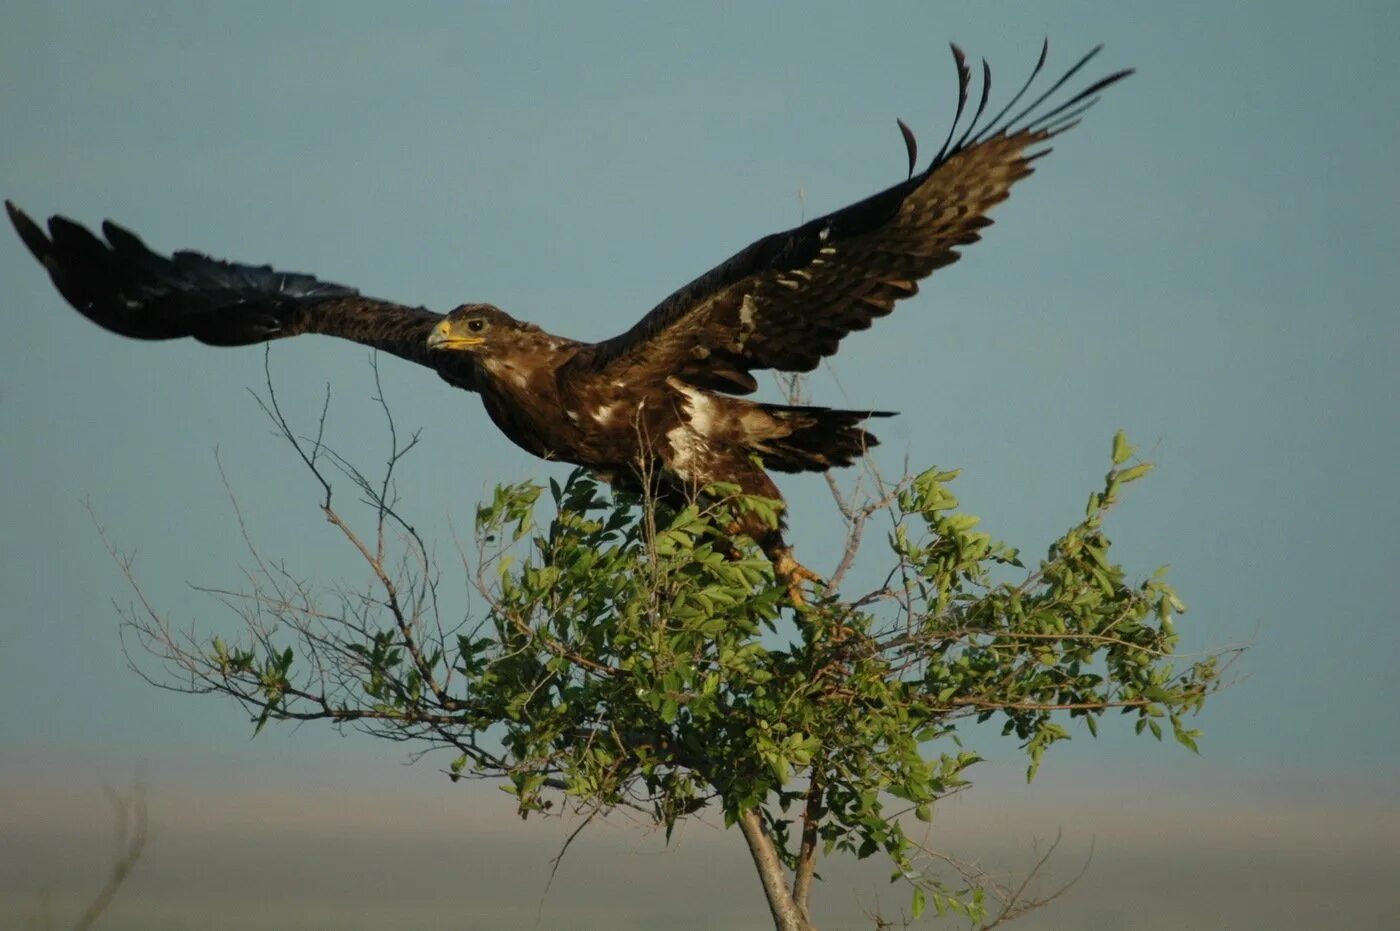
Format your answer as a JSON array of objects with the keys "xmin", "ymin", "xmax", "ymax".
[
  {"xmin": 6, "ymin": 201, "xmax": 478, "ymax": 388},
  {"xmin": 565, "ymin": 43, "xmax": 1132, "ymax": 395}
]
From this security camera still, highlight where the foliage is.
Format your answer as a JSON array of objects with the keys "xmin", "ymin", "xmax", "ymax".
[{"xmin": 115, "ymin": 373, "xmax": 1228, "ymax": 929}]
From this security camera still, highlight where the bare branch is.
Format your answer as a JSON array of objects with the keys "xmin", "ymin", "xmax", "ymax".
[{"xmin": 71, "ymin": 784, "xmax": 148, "ymax": 931}]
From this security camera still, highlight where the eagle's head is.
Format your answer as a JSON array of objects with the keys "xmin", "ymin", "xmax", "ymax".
[
  {"xmin": 427, "ymin": 303, "xmax": 559, "ymax": 393},
  {"xmin": 427, "ymin": 303, "xmax": 540, "ymax": 357}
]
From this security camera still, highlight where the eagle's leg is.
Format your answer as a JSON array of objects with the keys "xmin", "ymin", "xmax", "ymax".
[
  {"xmin": 769, "ymin": 544, "xmax": 824, "ymax": 608},
  {"xmin": 714, "ymin": 466, "xmax": 826, "ymax": 608},
  {"xmin": 662, "ymin": 453, "xmax": 825, "ymax": 607},
  {"xmin": 731, "ymin": 515, "xmax": 824, "ymax": 608}
]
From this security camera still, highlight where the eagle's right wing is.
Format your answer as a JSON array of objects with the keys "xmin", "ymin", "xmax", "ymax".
[
  {"xmin": 565, "ymin": 44, "xmax": 1130, "ymax": 396},
  {"xmin": 7, "ymin": 201, "xmax": 479, "ymax": 390}
]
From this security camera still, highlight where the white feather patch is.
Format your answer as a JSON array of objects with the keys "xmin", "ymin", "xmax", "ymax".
[{"xmin": 667, "ymin": 378, "xmax": 719, "ymax": 436}]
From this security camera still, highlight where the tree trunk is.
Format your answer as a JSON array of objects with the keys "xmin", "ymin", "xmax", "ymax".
[{"xmin": 736, "ymin": 808, "xmax": 816, "ymax": 931}]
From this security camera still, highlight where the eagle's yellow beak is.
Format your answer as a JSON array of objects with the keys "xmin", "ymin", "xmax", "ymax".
[{"xmin": 427, "ymin": 319, "xmax": 484, "ymax": 351}]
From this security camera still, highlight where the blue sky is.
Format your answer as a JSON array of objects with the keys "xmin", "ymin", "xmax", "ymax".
[{"xmin": 2, "ymin": 2, "xmax": 1397, "ymax": 927}]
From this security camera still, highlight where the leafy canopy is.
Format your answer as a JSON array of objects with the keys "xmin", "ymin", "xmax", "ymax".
[{"xmin": 131, "ymin": 413, "xmax": 1223, "ymax": 926}]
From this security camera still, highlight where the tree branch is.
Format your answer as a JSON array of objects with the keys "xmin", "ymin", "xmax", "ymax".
[
  {"xmin": 791, "ymin": 761, "xmax": 825, "ymax": 922},
  {"xmin": 72, "ymin": 785, "xmax": 147, "ymax": 931}
]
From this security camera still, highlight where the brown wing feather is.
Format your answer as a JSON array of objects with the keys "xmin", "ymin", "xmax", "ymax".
[
  {"xmin": 7, "ymin": 201, "xmax": 478, "ymax": 388},
  {"xmin": 566, "ymin": 44, "xmax": 1132, "ymax": 394}
]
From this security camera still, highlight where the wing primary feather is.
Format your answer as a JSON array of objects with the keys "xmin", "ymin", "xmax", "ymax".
[
  {"xmin": 98, "ymin": 219, "xmax": 147, "ymax": 257},
  {"xmin": 1023, "ymin": 69, "xmax": 1135, "ymax": 135},
  {"xmin": 896, "ymin": 118, "xmax": 918, "ymax": 179},
  {"xmin": 951, "ymin": 58, "xmax": 994, "ymax": 154},
  {"xmin": 100, "ymin": 219, "xmax": 193, "ymax": 290},
  {"xmin": 1030, "ymin": 99, "xmax": 1103, "ymax": 134},
  {"xmin": 1069, "ymin": 67, "xmax": 1136, "ymax": 101},
  {"xmin": 932, "ymin": 43, "xmax": 972, "ymax": 165},
  {"xmin": 973, "ymin": 38, "xmax": 1050, "ymax": 145},
  {"xmin": 998, "ymin": 44, "xmax": 1104, "ymax": 138},
  {"xmin": 6, "ymin": 200, "xmax": 55, "ymax": 265},
  {"xmin": 1029, "ymin": 100, "xmax": 1100, "ymax": 138},
  {"xmin": 547, "ymin": 40, "xmax": 1135, "ymax": 388},
  {"xmin": 47, "ymin": 216, "xmax": 114, "ymax": 271},
  {"xmin": 1023, "ymin": 146, "xmax": 1054, "ymax": 165},
  {"xmin": 1042, "ymin": 118, "xmax": 1083, "ymax": 139}
]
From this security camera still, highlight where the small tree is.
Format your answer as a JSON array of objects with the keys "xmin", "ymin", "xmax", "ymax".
[{"xmin": 113, "ymin": 362, "xmax": 1229, "ymax": 930}]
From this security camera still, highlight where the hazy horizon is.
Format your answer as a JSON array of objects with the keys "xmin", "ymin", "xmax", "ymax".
[{"xmin": 8, "ymin": 757, "xmax": 1397, "ymax": 929}]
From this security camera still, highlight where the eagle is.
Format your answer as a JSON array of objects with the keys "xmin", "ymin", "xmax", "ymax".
[{"xmin": 8, "ymin": 43, "xmax": 1130, "ymax": 602}]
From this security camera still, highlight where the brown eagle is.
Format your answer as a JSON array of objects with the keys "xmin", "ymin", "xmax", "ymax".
[{"xmin": 8, "ymin": 43, "xmax": 1129, "ymax": 600}]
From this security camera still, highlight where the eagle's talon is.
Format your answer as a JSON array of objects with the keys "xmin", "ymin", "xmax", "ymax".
[{"xmin": 771, "ymin": 548, "xmax": 824, "ymax": 609}]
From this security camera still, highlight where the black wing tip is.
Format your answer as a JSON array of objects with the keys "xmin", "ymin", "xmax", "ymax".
[
  {"xmin": 896, "ymin": 118, "xmax": 918, "ymax": 179},
  {"xmin": 101, "ymin": 217, "xmax": 132, "ymax": 240},
  {"xmin": 43, "ymin": 215, "xmax": 113, "ymax": 261},
  {"xmin": 6, "ymin": 199, "xmax": 39, "ymax": 237},
  {"xmin": 99, "ymin": 216, "xmax": 154, "ymax": 257},
  {"xmin": 8, "ymin": 204, "xmax": 149, "ymax": 254},
  {"xmin": 5, "ymin": 200, "xmax": 117, "ymax": 254},
  {"xmin": 6, "ymin": 199, "xmax": 58, "ymax": 262},
  {"xmin": 932, "ymin": 43, "xmax": 976, "ymax": 164},
  {"xmin": 1095, "ymin": 66, "xmax": 1136, "ymax": 89},
  {"xmin": 913, "ymin": 40, "xmax": 1132, "ymax": 167}
]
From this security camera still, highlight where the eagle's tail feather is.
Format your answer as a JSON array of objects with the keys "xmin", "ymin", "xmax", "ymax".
[{"xmin": 752, "ymin": 404, "xmax": 894, "ymax": 473}]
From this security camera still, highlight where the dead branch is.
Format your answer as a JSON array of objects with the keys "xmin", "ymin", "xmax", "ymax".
[{"xmin": 71, "ymin": 784, "xmax": 148, "ymax": 931}]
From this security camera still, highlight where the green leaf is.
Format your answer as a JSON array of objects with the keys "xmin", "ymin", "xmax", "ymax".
[
  {"xmin": 912, "ymin": 886, "xmax": 926, "ymax": 920},
  {"xmin": 1117, "ymin": 463, "xmax": 1154, "ymax": 483},
  {"xmin": 1111, "ymin": 430, "xmax": 1134, "ymax": 465}
]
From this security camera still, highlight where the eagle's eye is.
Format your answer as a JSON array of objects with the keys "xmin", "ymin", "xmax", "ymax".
[{"xmin": 466, "ymin": 318, "xmax": 485, "ymax": 333}]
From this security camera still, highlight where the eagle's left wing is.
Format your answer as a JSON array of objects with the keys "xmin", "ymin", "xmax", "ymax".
[
  {"xmin": 7, "ymin": 201, "xmax": 481, "ymax": 390},
  {"xmin": 565, "ymin": 43, "xmax": 1131, "ymax": 396}
]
